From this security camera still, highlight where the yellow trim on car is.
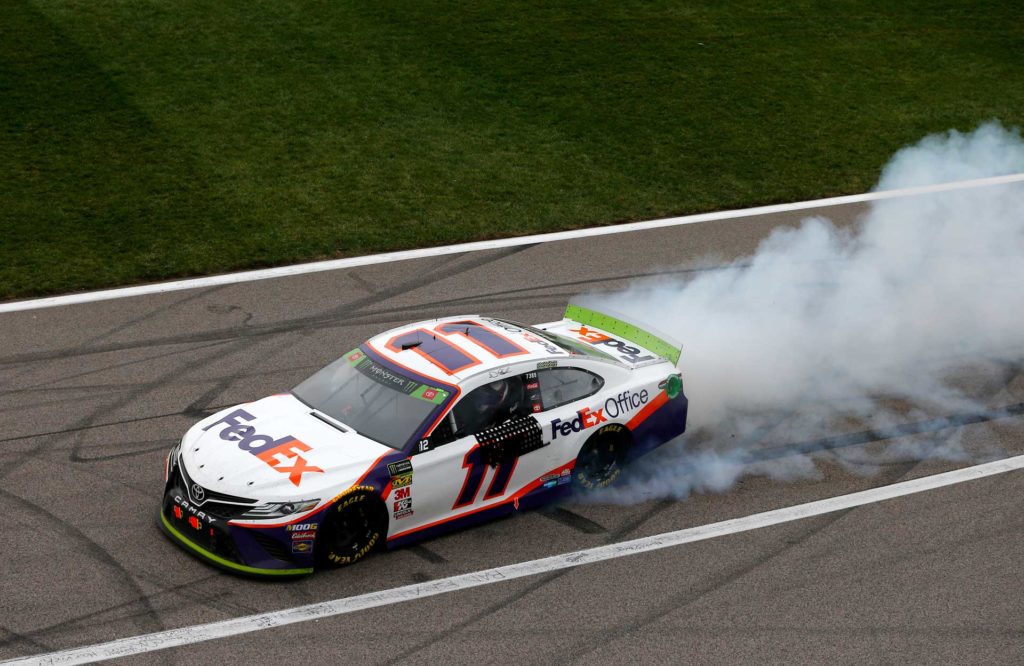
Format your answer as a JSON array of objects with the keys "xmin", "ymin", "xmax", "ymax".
[{"xmin": 160, "ymin": 512, "xmax": 313, "ymax": 576}]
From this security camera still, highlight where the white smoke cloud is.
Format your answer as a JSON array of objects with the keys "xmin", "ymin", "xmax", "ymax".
[{"xmin": 581, "ymin": 122, "xmax": 1024, "ymax": 503}]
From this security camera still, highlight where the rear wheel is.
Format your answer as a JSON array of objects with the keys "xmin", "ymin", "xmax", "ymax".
[
  {"xmin": 573, "ymin": 424, "xmax": 631, "ymax": 491},
  {"xmin": 318, "ymin": 488, "xmax": 386, "ymax": 568}
]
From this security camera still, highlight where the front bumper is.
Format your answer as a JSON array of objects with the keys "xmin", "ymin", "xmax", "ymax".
[{"xmin": 160, "ymin": 466, "xmax": 315, "ymax": 577}]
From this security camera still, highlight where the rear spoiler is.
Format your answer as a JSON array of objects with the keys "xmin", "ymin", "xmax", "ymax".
[{"xmin": 563, "ymin": 302, "xmax": 682, "ymax": 366}]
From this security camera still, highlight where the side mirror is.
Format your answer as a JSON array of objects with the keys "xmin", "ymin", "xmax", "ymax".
[{"xmin": 474, "ymin": 416, "xmax": 545, "ymax": 466}]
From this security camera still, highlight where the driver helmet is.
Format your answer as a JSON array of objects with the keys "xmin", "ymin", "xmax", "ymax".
[{"xmin": 474, "ymin": 379, "xmax": 511, "ymax": 415}]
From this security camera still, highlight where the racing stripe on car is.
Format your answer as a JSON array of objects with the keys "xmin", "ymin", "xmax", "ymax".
[
  {"xmin": 387, "ymin": 461, "xmax": 575, "ymax": 541},
  {"xmin": 626, "ymin": 389, "xmax": 669, "ymax": 429},
  {"xmin": 354, "ymin": 450, "xmax": 392, "ymax": 486},
  {"xmin": 228, "ymin": 451, "xmax": 395, "ymax": 529}
]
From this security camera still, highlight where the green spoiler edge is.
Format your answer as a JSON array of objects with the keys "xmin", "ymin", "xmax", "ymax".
[{"xmin": 564, "ymin": 304, "xmax": 682, "ymax": 365}]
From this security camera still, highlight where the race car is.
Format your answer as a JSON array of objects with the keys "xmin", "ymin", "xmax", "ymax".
[{"xmin": 159, "ymin": 302, "xmax": 688, "ymax": 576}]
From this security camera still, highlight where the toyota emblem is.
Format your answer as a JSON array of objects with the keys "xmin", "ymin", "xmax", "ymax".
[{"xmin": 191, "ymin": 483, "xmax": 206, "ymax": 502}]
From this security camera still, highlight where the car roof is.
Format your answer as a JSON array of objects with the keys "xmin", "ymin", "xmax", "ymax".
[{"xmin": 363, "ymin": 315, "xmax": 571, "ymax": 384}]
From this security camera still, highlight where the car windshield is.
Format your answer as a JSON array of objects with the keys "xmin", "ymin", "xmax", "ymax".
[{"xmin": 291, "ymin": 349, "xmax": 451, "ymax": 449}]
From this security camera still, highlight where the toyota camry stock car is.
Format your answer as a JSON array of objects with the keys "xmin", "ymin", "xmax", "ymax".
[{"xmin": 160, "ymin": 303, "xmax": 688, "ymax": 576}]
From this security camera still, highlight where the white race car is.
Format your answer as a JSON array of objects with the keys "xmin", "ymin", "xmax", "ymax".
[{"xmin": 160, "ymin": 303, "xmax": 688, "ymax": 576}]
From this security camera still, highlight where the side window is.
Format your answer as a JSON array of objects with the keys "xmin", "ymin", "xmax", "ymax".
[
  {"xmin": 537, "ymin": 367, "xmax": 604, "ymax": 410},
  {"xmin": 450, "ymin": 375, "xmax": 527, "ymax": 438}
]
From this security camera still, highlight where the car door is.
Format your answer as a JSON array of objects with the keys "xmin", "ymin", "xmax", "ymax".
[
  {"xmin": 531, "ymin": 365, "xmax": 608, "ymax": 458},
  {"xmin": 389, "ymin": 369, "xmax": 555, "ymax": 538}
]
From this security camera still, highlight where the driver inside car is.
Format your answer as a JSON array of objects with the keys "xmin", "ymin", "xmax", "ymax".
[{"xmin": 457, "ymin": 377, "xmax": 522, "ymax": 435}]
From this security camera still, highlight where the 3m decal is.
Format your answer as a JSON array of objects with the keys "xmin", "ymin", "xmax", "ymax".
[
  {"xmin": 202, "ymin": 410, "xmax": 323, "ymax": 486},
  {"xmin": 394, "ymin": 486, "xmax": 411, "ymax": 500},
  {"xmin": 569, "ymin": 327, "xmax": 655, "ymax": 364},
  {"xmin": 393, "ymin": 496, "xmax": 414, "ymax": 519}
]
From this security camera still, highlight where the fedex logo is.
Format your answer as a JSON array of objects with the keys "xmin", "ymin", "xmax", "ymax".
[
  {"xmin": 569, "ymin": 326, "xmax": 655, "ymax": 364},
  {"xmin": 550, "ymin": 406, "xmax": 607, "ymax": 439},
  {"xmin": 202, "ymin": 409, "xmax": 323, "ymax": 487}
]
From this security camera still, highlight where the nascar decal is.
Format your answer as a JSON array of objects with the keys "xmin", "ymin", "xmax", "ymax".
[
  {"xmin": 202, "ymin": 409, "xmax": 324, "ymax": 486},
  {"xmin": 570, "ymin": 326, "xmax": 656, "ymax": 364},
  {"xmin": 550, "ymin": 389, "xmax": 649, "ymax": 439},
  {"xmin": 388, "ymin": 459, "xmax": 413, "ymax": 489},
  {"xmin": 386, "ymin": 460, "xmax": 414, "ymax": 518}
]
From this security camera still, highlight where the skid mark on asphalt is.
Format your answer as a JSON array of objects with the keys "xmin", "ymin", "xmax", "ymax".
[
  {"xmin": 1, "ymin": 338, "xmax": 231, "ymax": 392},
  {"xmin": 0, "ymin": 335, "xmax": 264, "ymax": 641},
  {"xmin": 538, "ymin": 507, "xmax": 607, "ymax": 534},
  {"xmin": 562, "ymin": 459, "xmax": 924, "ymax": 665},
  {"xmin": 6, "ymin": 456, "xmax": 1024, "ymax": 665},
  {"xmin": 0, "ymin": 627, "xmax": 50, "ymax": 656},
  {"xmin": 0, "ymin": 244, "xmax": 690, "ymax": 370},
  {"xmin": 181, "ymin": 377, "xmax": 240, "ymax": 419},
  {"xmin": 408, "ymin": 545, "xmax": 448, "ymax": 565},
  {"xmin": 563, "ymin": 368, "xmax": 1024, "ymax": 663},
  {"xmin": 70, "ymin": 438, "xmax": 176, "ymax": 463},
  {"xmin": 746, "ymin": 402, "xmax": 1024, "ymax": 464},
  {"xmin": 78, "ymin": 285, "xmax": 234, "ymax": 349},
  {"xmin": 0, "ymin": 571, "xmax": 241, "ymax": 655},
  {"xmin": 0, "ymin": 488, "xmax": 164, "ymax": 637},
  {"xmin": 0, "ymin": 246, "xmax": 537, "ymax": 366},
  {"xmin": 388, "ymin": 498, "xmax": 674, "ymax": 663}
]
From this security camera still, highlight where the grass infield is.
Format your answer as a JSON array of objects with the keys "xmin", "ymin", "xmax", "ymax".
[{"xmin": 2, "ymin": 1, "xmax": 1021, "ymax": 299}]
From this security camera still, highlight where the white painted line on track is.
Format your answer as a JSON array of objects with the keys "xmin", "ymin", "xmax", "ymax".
[
  {"xmin": 3, "ymin": 173, "xmax": 1023, "ymax": 315},
  {"xmin": 7, "ymin": 453, "xmax": 1024, "ymax": 666}
]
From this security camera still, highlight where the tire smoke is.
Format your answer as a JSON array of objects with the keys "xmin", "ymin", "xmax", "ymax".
[{"xmin": 581, "ymin": 122, "xmax": 1024, "ymax": 502}]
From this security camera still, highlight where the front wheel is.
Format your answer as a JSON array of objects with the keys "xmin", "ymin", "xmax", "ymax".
[
  {"xmin": 318, "ymin": 488, "xmax": 386, "ymax": 568},
  {"xmin": 573, "ymin": 424, "xmax": 631, "ymax": 491}
]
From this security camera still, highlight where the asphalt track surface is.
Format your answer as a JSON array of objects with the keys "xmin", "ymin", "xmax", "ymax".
[{"xmin": 2, "ymin": 202, "xmax": 1023, "ymax": 664}]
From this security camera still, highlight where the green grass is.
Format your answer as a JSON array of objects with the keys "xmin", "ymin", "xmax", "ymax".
[{"xmin": 2, "ymin": 1, "xmax": 1021, "ymax": 299}]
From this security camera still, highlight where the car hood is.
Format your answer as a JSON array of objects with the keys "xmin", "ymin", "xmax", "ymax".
[{"xmin": 181, "ymin": 394, "xmax": 393, "ymax": 501}]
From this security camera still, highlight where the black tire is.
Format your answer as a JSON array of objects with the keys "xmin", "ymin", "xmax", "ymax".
[
  {"xmin": 318, "ymin": 488, "xmax": 386, "ymax": 568},
  {"xmin": 573, "ymin": 424, "xmax": 631, "ymax": 491}
]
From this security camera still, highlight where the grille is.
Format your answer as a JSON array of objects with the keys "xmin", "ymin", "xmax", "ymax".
[
  {"xmin": 173, "ymin": 459, "xmax": 257, "ymax": 518},
  {"xmin": 178, "ymin": 461, "xmax": 257, "ymax": 504},
  {"xmin": 162, "ymin": 503, "xmax": 242, "ymax": 563},
  {"xmin": 250, "ymin": 531, "xmax": 296, "ymax": 563}
]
